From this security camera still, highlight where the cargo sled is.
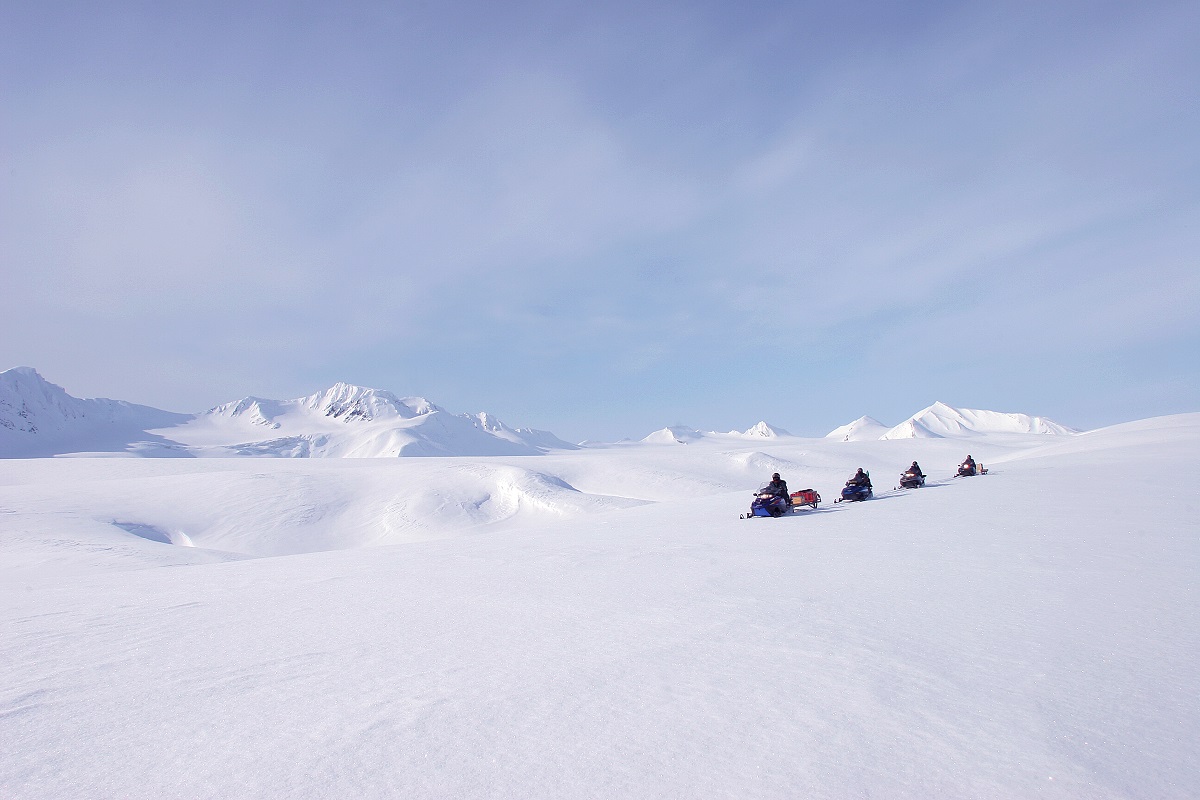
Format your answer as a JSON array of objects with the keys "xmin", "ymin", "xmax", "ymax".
[{"xmin": 789, "ymin": 489, "xmax": 821, "ymax": 509}]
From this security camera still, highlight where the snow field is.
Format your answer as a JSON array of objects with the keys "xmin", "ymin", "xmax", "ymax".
[{"xmin": 1, "ymin": 415, "xmax": 1197, "ymax": 798}]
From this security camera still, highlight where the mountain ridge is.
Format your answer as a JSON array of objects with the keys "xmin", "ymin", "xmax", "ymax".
[
  {"xmin": 0, "ymin": 367, "xmax": 575, "ymax": 458},
  {"xmin": 827, "ymin": 401, "xmax": 1077, "ymax": 441},
  {"xmin": 2, "ymin": 367, "xmax": 1080, "ymax": 458}
]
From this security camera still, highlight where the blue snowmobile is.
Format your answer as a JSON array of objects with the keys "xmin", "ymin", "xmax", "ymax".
[
  {"xmin": 741, "ymin": 487, "xmax": 791, "ymax": 519},
  {"xmin": 839, "ymin": 483, "xmax": 873, "ymax": 502},
  {"xmin": 836, "ymin": 469, "xmax": 873, "ymax": 503}
]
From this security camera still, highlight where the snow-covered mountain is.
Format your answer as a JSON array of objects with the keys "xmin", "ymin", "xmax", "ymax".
[
  {"xmin": 827, "ymin": 402, "xmax": 1076, "ymax": 441},
  {"xmin": 177, "ymin": 382, "xmax": 577, "ymax": 458},
  {"xmin": 881, "ymin": 401, "xmax": 1076, "ymax": 439},
  {"xmin": 3, "ymin": 368, "xmax": 1079, "ymax": 458},
  {"xmin": 0, "ymin": 368, "xmax": 576, "ymax": 458},
  {"xmin": 0, "ymin": 367, "xmax": 190, "ymax": 457},
  {"xmin": 642, "ymin": 425, "xmax": 707, "ymax": 444},
  {"xmin": 825, "ymin": 415, "xmax": 889, "ymax": 442},
  {"xmin": 641, "ymin": 421, "xmax": 791, "ymax": 444}
]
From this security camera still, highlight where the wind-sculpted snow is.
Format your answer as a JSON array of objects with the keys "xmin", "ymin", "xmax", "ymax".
[
  {"xmin": 1, "ymin": 414, "xmax": 1198, "ymax": 797},
  {"xmin": 0, "ymin": 458, "xmax": 647, "ymax": 559}
]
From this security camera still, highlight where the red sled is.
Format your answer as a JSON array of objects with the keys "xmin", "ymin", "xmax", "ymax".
[{"xmin": 790, "ymin": 489, "xmax": 821, "ymax": 509}]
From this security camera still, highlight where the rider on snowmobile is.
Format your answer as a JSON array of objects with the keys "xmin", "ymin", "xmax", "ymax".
[
  {"xmin": 847, "ymin": 468, "xmax": 872, "ymax": 488},
  {"xmin": 959, "ymin": 455, "xmax": 977, "ymax": 476},
  {"xmin": 765, "ymin": 472, "xmax": 790, "ymax": 503},
  {"xmin": 905, "ymin": 461, "xmax": 925, "ymax": 478}
]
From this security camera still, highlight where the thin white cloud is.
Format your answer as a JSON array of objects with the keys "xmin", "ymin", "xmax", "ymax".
[{"xmin": 1, "ymin": 0, "xmax": 1196, "ymax": 432}]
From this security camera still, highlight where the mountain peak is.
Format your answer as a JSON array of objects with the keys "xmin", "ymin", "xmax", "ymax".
[
  {"xmin": 1, "ymin": 366, "xmax": 189, "ymax": 453},
  {"xmin": 642, "ymin": 425, "xmax": 705, "ymax": 444},
  {"xmin": 826, "ymin": 415, "xmax": 889, "ymax": 442},
  {"xmin": 743, "ymin": 421, "xmax": 790, "ymax": 438}
]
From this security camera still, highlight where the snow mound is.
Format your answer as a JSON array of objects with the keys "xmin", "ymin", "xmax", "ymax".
[
  {"xmin": 882, "ymin": 402, "xmax": 1077, "ymax": 439},
  {"xmin": 826, "ymin": 416, "xmax": 889, "ymax": 441}
]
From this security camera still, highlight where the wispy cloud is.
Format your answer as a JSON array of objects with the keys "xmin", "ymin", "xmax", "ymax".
[{"xmin": 1, "ymin": 0, "xmax": 1196, "ymax": 437}]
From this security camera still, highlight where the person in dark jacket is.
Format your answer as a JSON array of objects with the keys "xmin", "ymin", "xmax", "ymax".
[
  {"xmin": 906, "ymin": 461, "xmax": 925, "ymax": 478},
  {"xmin": 958, "ymin": 455, "xmax": 977, "ymax": 476},
  {"xmin": 848, "ymin": 468, "xmax": 872, "ymax": 488},
  {"xmin": 765, "ymin": 472, "xmax": 790, "ymax": 503}
]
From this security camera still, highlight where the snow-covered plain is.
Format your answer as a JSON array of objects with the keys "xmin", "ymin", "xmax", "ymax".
[{"xmin": 2, "ymin": 412, "xmax": 1198, "ymax": 798}]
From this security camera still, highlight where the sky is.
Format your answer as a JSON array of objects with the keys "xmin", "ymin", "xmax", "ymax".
[{"xmin": 2, "ymin": 0, "xmax": 1197, "ymax": 442}]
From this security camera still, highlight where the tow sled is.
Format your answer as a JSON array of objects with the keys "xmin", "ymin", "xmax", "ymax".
[{"xmin": 790, "ymin": 489, "xmax": 821, "ymax": 509}]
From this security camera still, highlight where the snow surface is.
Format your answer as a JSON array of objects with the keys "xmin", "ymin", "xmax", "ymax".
[{"xmin": 2, "ymin": 412, "xmax": 1197, "ymax": 798}]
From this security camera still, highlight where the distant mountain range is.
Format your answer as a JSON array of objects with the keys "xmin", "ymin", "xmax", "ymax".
[
  {"xmin": 826, "ymin": 401, "xmax": 1076, "ymax": 441},
  {"xmin": 1, "ymin": 367, "xmax": 1078, "ymax": 458},
  {"xmin": 0, "ymin": 367, "xmax": 576, "ymax": 458},
  {"xmin": 640, "ymin": 421, "xmax": 791, "ymax": 444}
]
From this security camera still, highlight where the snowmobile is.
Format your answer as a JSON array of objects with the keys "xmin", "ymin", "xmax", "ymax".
[
  {"xmin": 838, "ymin": 482, "xmax": 873, "ymax": 502},
  {"xmin": 835, "ymin": 469, "xmax": 873, "ymax": 502},
  {"xmin": 741, "ymin": 488, "xmax": 791, "ymax": 519},
  {"xmin": 897, "ymin": 470, "xmax": 925, "ymax": 489},
  {"xmin": 956, "ymin": 462, "xmax": 987, "ymax": 477}
]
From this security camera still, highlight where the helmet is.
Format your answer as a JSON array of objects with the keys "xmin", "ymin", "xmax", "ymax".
[{"xmin": 772, "ymin": 473, "xmax": 780, "ymax": 480}]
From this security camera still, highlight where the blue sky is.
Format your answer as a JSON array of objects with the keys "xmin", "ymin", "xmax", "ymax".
[{"xmin": 2, "ymin": 0, "xmax": 1197, "ymax": 441}]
